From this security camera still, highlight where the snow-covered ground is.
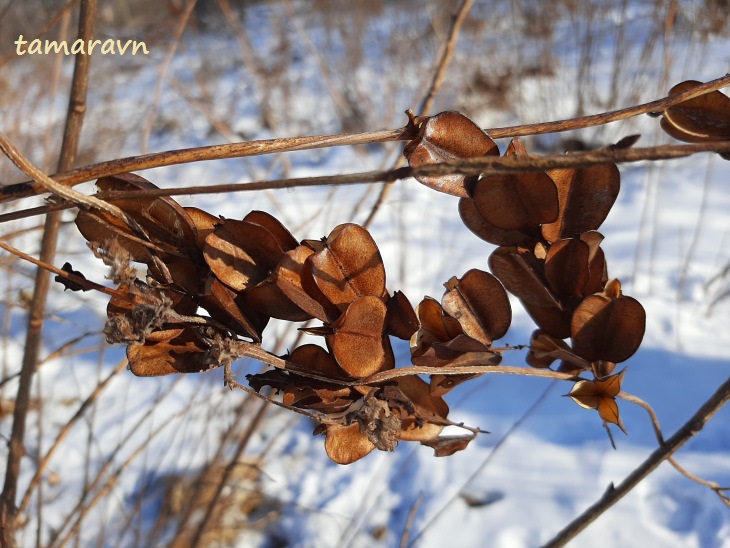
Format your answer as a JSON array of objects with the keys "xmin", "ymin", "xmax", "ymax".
[{"xmin": 1, "ymin": 1, "xmax": 729, "ymax": 547}]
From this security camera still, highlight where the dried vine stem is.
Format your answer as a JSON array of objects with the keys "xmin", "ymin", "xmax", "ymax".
[
  {"xmin": 543, "ymin": 375, "xmax": 730, "ymax": 547},
  {"xmin": 2, "ymin": 73, "xmax": 728, "ymax": 203},
  {"xmin": 2, "ymin": 141, "xmax": 730, "ymax": 226},
  {"xmin": 619, "ymin": 391, "xmax": 730, "ymax": 508}
]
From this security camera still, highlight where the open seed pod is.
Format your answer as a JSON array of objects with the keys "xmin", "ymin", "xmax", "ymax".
[
  {"xmin": 657, "ymin": 80, "xmax": 730, "ymax": 144},
  {"xmin": 385, "ymin": 290, "xmax": 420, "ymax": 340},
  {"xmin": 489, "ymin": 245, "xmax": 572, "ymax": 338},
  {"xmin": 568, "ymin": 369, "xmax": 627, "ymax": 433},
  {"xmin": 441, "ymin": 269, "xmax": 511, "ymax": 346},
  {"xmin": 274, "ymin": 245, "xmax": 341, "ymax": 323},
  {"xmin": 404, "ymin": 111, "xmax": 499, "ymax": 197}
]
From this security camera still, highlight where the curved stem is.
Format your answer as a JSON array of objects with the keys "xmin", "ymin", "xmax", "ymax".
[{"xmin": 543, "ymin": 375, "xmax": 730, "ymax": 547}]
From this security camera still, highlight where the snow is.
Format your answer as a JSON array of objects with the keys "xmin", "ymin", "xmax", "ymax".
[{"xmin": 1, "ymin": 1, "xmax": 729, "ymax": 547}]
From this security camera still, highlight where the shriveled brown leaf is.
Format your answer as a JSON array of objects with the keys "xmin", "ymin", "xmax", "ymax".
[
  {"xmin": 385, "ymin": 290, "xmax": 419, "ymax": 340},
  {"xmin": 441, "ymin": 269, "xmax": 511, "ymax": 346},
  {"xmin": 422, "ymin": 434, "xmax": 476, "ymax": 457},
  {"xmin": 541, "ymin": 164, "xmax": 620, "ymax": 243},
  {"xmin": 324, "ymin": 423, "xmax": 376, "ymax": 464},
  {"xmin": 571, "ymin": 279, "xmax": 646, "ymax": 363},
  {"xmin": 309, "ymin": 223, "xmax": 386, "ymax": 311},
  {"xmin": 404, "ymin": 111, "xmax": 499, "ymax": 197},
  {"xmin": 658, "ymin": 80, "xmax": 730, "ymax": 143}
]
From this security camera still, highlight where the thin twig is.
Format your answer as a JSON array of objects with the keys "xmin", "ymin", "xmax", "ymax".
[
  {"xmin": 543, "ymin": 375, "xmax": 730, "ymax": 547},
  {"xmin": 3, "ymin": 139, "xmax": 730, "ymax": 226},
  {"xmin": 363, "ymin": 0, "xmax": 474, "ymax": 229},
  {"xmin": 400, "ymin": 492, "xmax": 424, "ymax": 548},
  {"xmin": 0, "ymin": 2, "xmax": 96, "ymax": 545},
  {"xmin": 3, "ymin": 73, "xmax": 728, "ymax": 206}
]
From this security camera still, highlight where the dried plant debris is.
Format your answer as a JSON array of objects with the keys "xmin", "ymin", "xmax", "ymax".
[{"xmin": 64, "ymin": 101, "xmax": 653, "ymax": 462}]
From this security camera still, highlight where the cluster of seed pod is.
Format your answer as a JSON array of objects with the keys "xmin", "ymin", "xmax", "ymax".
[
  {"xmin": 405, "ymin": 111, "xmax": 646, "ymax": 432},
  {"xmin": 68, "ymin": 107, "xmax": 658, "ymax": 462}
]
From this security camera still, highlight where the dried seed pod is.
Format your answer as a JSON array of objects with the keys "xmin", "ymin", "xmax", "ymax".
[
  {"xmin": 541, "ymin": 163, "xmax": 620, "ymax": 243},
  {"xmin": 658, "ymin": 80, "xmax": 730, "ymax": 143},
  {"xmin": 204, "ymin": 211, "xmax": 298, "ymax": 292},
  {"xmin": 441, "ymin": 269, "xmax": 511, "ymax": 346},
  {"xmin": 308, "ymin": 223, "xmax": 386, "ymax": 311},
  {"xmin": 459, "ymin": 196, "xmax": 537, "ymax": 246},
  {"xmin": 471, "ymin": 138, "xmax": 559, "ymax": 230},
  {"xmin": 324, "ymin": 423, "xmax": 376, "ymax": 465},
  {"xmin": 324, "ymin": 295, "xmax": 394, "ymax": 378},
  {"xmin": 571, "ymin": 279, "xmax": 646, "ymax": 363},
  {"xmin": 568, "ymin": 369, "xmax": 627, "ymax": 433},
  {"xmin": 404, "ymin": 111, "xmax": 499, "ymax": 197},
  {"xmin": 385, "ymin": 290, "xmax": 419, "ymax": 340}
]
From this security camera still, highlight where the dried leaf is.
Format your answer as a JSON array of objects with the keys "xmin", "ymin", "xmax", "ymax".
[
  {"xmin": 441, "ymin": 269, "xmax": 511, "ymax": 346},
  {"xmin": 404, "ymin": 111, "xmax": 499, "ymax": 196},
  {"xmin": 541, "ymin": 164, "xmax": 620, "ymax": 242},
  {"xmin": 309, "ymin": 223, "xmax": 386, "ymax": 311}
]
